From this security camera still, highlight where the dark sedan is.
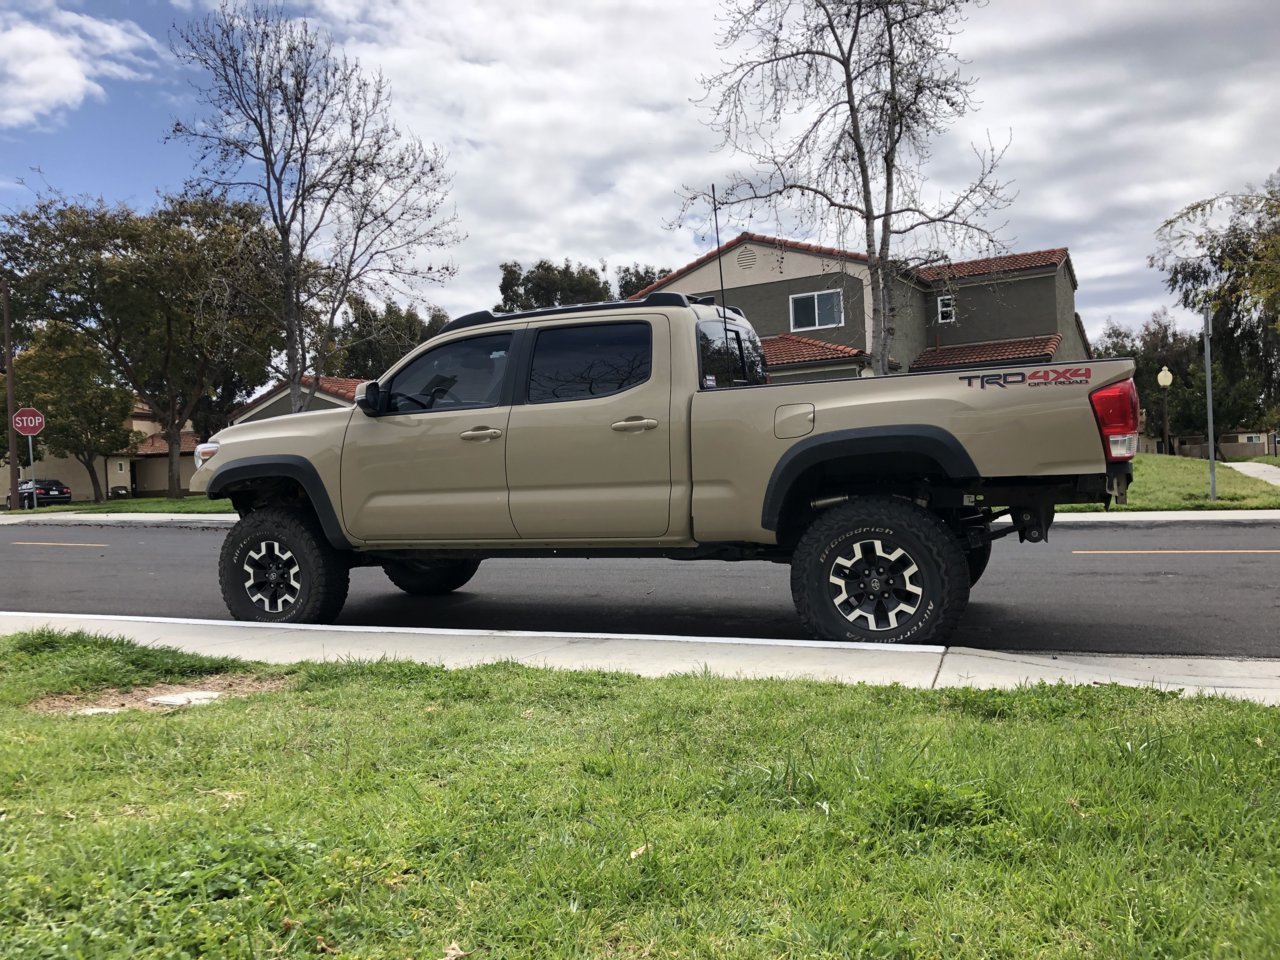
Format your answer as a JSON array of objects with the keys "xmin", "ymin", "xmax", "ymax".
[{"xmin": 6, "ymin": 479, "xmax": 73, "ymax": 510}]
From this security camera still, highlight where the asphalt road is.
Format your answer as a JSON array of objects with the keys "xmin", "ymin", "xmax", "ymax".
[{"xmin": 2, "ymin": 521, "xmax": 1278, "ymax": 657}]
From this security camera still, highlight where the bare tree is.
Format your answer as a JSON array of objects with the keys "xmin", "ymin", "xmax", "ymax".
[
  {"xmin": 688, "ymin": 0, "xmax": 1011, "ymax": 374},
  {"xmin": 171, "ymin": 2, "xmax": 461, "ymax": 411}
]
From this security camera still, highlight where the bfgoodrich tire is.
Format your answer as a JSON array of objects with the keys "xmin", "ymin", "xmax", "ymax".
[
  {"xmin": 790, "ymin": 498, "xmax": 970, "ymax": 644},
  {"xmin": 219, "ymin": 507, "xmax": 350, "ymax": 623},
  {"xmin": 383, "ymin": 559, "xmax": 481, "ymax": 595}
]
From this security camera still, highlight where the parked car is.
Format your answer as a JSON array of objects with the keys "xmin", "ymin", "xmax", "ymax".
[{"xmin": 6, "ymin": 478, "xmax": 73, "ymax": 510}]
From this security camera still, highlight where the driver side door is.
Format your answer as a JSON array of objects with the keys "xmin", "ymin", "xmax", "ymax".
[{"xmin": 340, "ymin": 330, "xmax": 519, "ymax": 541}]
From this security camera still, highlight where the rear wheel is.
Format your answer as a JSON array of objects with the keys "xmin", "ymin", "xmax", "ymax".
[
  {"xmin": 219, "ymin": 507, "xmax": 349, "ymax": 623},
  {"xmin": 383, "ymin": 559, "xmax": 481, "ymax": 595},
  {"xmin": 790, "ymin": 498, "xmax": 969, "ymax": 644}
]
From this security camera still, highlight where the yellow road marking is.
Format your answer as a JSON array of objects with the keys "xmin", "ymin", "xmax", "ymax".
[
  {"xmin": 12, "ymin": 541, "xmax": 109, "ymax": 548},
  {"xmin": 1072, "ymin": 549, "xmax": 1280, "ymax": 555}
]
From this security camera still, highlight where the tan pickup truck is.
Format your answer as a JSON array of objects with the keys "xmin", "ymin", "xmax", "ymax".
[{"xmin": 191, "ymin": 292, "xmax": 1138, "ymax": 644}]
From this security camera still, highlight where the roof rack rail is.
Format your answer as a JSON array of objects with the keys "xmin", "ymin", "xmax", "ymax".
[{"xmin": 439, "ymin": 291, "xmax": 693, "ymax": 335}]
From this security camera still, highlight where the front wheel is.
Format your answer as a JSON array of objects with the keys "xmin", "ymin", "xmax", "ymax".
[
  {"xmin": 219, "ymin": 507, "xmax": 350, "ymax": 623},
  {"xmin": 790, "ymin": 498, "xmax": 970, "ymax": 644},
  {"xmin": 383, "ymin": 559, "xmax": 481, "ymax": 595}
]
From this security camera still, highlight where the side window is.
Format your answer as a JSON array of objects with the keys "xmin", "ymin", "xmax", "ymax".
[
  {"xmin": 385, "ymin": 333, "xmax": 512, "ymax": 413},
  {"xmin": 528, "ymin": 322, "xmax": 652, "ymax": 403},
  {"xmin": 790, "ymin": 289, "xmax": 842, "ymax": 331},
  {"xmin": 698, "ymin": 320, "xmax": 768, "ymax": 388},
  {"xmin": 937, "ymin": 295, "xmax": 956, "ymax": 324}
]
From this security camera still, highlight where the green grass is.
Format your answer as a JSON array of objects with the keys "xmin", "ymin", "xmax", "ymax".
[
  {"xmin": 1251, "ymin": 455, "xmax": 1280, "ymax": 469},
  {"xmin": 1059, "ymin": 452, "xmax": 1280, "ymax": 511},
  {"xmin": 3, "ymin": 629, "xmax": 1280, "ymax": 958},
  {"xmin": 5, "ymin": 495, "xmax": 236, "ymax": 515}
]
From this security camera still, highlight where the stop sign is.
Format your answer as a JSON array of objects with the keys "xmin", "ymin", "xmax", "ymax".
[{"xmin": 13, "ymin": 407, "xmax": 45, "ymax": 437}]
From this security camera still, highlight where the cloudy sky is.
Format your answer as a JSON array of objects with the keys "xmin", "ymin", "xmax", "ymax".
[{"xmin": 2, "ymin": 0, "xmax": 1278, "ymax": 338}]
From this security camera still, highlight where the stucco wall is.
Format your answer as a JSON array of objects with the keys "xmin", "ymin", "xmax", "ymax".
[
  {"xmin": 134, "ymin": 457, "xmax": 197, "ymax": 496},
  {"xmin": 689, "ymin": 274, "xmax": 868, "ymax": 352},
  {"xmin": 925, "ymin": 272, "xmax": 1060, "ymax": 347}
]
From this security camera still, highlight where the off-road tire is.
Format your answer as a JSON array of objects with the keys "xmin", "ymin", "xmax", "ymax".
[
  {"xmin": 790, "ymin": 498, "xmax": 970, "ymax": 644},
  {"xmin": 965, "ymin": 541, "xmax": 992, "ymax": 587},
  {"xmin": 219, "ymin": 507, "xmax": 350, "ymax": 623},
  {"xmin": 383, "ymin": 559, "xmax": 481, "ymax": 595}
]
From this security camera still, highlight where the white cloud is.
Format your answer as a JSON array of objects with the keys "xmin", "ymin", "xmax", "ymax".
[{"xmin": 0, "ymin": 5, "xmax": 162, "ymax": 130}]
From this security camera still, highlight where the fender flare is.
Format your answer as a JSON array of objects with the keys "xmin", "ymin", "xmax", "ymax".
[
  {"xmin": 761, "ymin": 425, "xmax": 979, "ymax": 531},
  {"xmin": 207, "ymin": 454, "xmax": 351, "ymax": 550}
]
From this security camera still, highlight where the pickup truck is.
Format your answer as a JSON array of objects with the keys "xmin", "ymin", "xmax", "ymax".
[{"xmin": 191, "ymin": 292, "xmax": 1138, "ymax": 644}]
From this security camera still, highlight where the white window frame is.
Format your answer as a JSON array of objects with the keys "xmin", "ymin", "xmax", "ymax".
[
  {"xmin": 789, "ymin": 289, "xmax": 844, "ymax": 332},
  {"xmin": 936, "ymin": 295, "xmax": 956, "ymax": 324},
  {"xmin": 1245, "ymin": 434, "xmax": 1262, "ymax": 444}
]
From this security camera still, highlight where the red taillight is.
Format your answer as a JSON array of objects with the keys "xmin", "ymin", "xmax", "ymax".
[{"xmin": 1090, "ymin": 378, "xmax": 1140, "ymax": 461}]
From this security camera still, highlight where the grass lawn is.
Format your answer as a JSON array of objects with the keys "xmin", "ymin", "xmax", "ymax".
[
  {"xmin": 1251, "ymin": 455, "xmax": 1280, "ymax": 469},
  {"xmin": 3, "ymin": 496, "xmax": 236, "ymax": 516},
  {"xmin": 3, "ymin": 630, "xmax": 1279, "ymax": 958},
  {"xmin": 1059, "ymin": 452, "xmax": 1280, "ymax": 511}
]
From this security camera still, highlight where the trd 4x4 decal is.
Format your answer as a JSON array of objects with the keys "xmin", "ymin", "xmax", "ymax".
[{"xmin": 958, "ymin": 368, "xmax": 1093, "ymax": 389}]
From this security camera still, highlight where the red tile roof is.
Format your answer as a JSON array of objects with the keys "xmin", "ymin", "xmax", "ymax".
[
  {"xmin": 630, "ymin": 233, "xmax": 1074, "ymax": 298},
  {"xmin": 914, "ymin": 249, "xmax": 1070, "ymax": 283},
  {"xmin": 910, "ymin": 334, "xmax": 1063, "ymax": 371},
  {"xmin": 230, "ymin": 375, "xmax": 367, "ymax": 421},
  {"xmin": 761, "ymin": 334, "xmax": 866, "ymax": 367},
  {"xmin": 133, "ymin": 431, "xmax": 201, "ymax": 456},
  {"xmin": 301, "ymin": 375, "xmax": 365, "ymax": 403}
]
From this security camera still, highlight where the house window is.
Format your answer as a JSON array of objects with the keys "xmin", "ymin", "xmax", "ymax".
[
  {"xmin": 1245, "ymin": 434, "xmax": 1262, "ymax": 444},
  {"xmin": 790, "ymin": 290, "xmax": 842, "ymax": 331},
  {"xmin": 937, "ymin": 295, "xmax": 956, "ymax": 324},
  {"xmin": 117, "ymin": 461, "xmax": 125, "ymax": 473}
]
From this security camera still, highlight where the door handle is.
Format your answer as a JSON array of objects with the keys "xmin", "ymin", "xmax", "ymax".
[
  {"xmin": 459, "ymin": 427, "xmax": 503, "ymax": 441},
  {"xmin": 611, "ymin": 417, "xmax": 659, "ymax": 433}
]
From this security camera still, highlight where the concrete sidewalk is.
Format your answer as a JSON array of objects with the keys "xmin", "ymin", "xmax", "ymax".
[
  {"xmin": 1224, "ymin": 460, "xmax": 1280, "ymax": 486},
  {"xmin": 4, "ymin": 611, "xmax": 1278, "ymax": 705},
  {"xmin": 4, "ymin": 509, "xmax": 1280, "ymax": 527}
]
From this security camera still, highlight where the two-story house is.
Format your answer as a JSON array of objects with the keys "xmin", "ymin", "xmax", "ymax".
[{"xmin": 629, "ymin": 232, "xmax": 1091, "ymax": 380}]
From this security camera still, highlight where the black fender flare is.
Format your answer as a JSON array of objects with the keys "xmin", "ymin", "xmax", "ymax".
[
  {"xmin": 761, "ymin": 425, "xmax": 979, "ymax": 531},
  {"xmin": 207, "ymin": 454, "xmax": 351, "ymax": 550}
]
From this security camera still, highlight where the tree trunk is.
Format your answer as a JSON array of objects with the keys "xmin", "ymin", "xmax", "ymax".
[
  {"xmin": 165, "ymin": 424, "xmax": 184, "ymax": 498},
  {"xmin": 76, "ymin": 454, "xmax": 104, "ymax": 503}
]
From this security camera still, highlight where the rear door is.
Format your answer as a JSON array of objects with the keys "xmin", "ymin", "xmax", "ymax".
[{"xmin": 505, "ymin": 317, "xmax": 672, "ymax": 539}]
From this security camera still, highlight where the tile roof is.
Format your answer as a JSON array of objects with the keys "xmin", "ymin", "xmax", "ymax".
[
  {"xmin": 914, "ymin": 249, "xmax": 1070, "ymax": 283},
  {"xmin": 909, "ymin": 334, "xmax": 1063, "ymax": 371},
  {"xmin": 630, "ymin": 233, "xmax": 1073, "ymax": 298},
  {"xmin": 761, "ymin": 334, "xmax": 866, "ymax": 367},
  {"xmin": 133, "ymin": 431, "xmax": 201, "ymax": 456},
  {"xmin": 230, "ymin": 375, "xmax": 367, "ymax": 421}
]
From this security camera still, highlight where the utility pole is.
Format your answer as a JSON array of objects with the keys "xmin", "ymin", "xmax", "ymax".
[
  {"xmin": 1203, "ymin": 301, "xmax": 1215, "ymax": 502},
  {"xmin": 2, "ymin": 277, "xmax": 18, "ymax": 513}
]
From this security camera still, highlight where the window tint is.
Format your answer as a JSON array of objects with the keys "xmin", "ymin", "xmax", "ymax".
[
  {"xmin": 698, "ymin": 320, "xmax": 768, "ymax": 388},
  {"xmin": 386, "ymin": 333, "xmax": 511, "ymax": 413},
  {"xmin": 791, "ymin": 289, "xmax": 842, "ymax": 330},
  {"xmin": 528, "ymin": 323, "xmax": 651, "ymax": 403}
]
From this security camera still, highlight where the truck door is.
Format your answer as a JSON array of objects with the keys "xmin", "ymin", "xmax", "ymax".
[
  {"xmin": 340, "ymin": 331, "xmax": 519, "ymax": 541},
  {"xmin": 505, "ymin": 316, "xmax": 672, "ymax": 538}
]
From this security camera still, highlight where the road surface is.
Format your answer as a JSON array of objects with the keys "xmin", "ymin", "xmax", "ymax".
[{"xmin": 2, "ymin": 521, "xmax": 1277, "ymax": 657}]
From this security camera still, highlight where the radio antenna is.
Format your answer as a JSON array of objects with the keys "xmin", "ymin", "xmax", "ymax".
[{"xmin": 712, "ymin": 184, "xmax": 729, "ymax": 372}]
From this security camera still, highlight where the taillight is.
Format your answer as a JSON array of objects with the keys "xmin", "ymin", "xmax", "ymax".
[{"xmin": 1090, "ymin": 378, "xmax": 1140, "ymax": 461}]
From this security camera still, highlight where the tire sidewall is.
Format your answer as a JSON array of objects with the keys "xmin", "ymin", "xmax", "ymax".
[
  {"xmin": 795, "ymin": 507, "xmax": 960, "ymax": 644},
  {"xmin": 221, "ymin": 516, "xmax": 328, "ymax": 623}
]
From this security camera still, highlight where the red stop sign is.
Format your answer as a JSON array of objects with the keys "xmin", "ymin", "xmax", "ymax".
[{"xmin": 13, "ymin": 407, "xmax": 45, "ymax": 437}]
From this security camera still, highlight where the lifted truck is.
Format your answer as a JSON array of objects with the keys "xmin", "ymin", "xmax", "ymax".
[{"xmin": 191, "ymin": 292, "xmax": 1138, "ymax": 644}]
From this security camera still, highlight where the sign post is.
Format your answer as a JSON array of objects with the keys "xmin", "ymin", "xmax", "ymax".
[{"xmin": 13, "ymin": 407, "xmax": 45, "ymax": 509}]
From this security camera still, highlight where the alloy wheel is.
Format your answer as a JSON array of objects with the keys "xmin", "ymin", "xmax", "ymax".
[
  {"xmin": 827, "ymin": 539, "xmax": 924, "ymax": 631},
  {"xmin": 242, "ymin": 539, "xmax": 302, "ymax": 614}
]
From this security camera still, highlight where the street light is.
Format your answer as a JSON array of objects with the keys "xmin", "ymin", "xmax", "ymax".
[{"xmin": 1157, "ymin": 365, "xmax": 1173, "ymax": 455}]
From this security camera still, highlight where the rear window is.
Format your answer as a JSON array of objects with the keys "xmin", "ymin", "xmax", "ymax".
[{"xmin": 698, "ymin": 320, "xmax": 768, "ymax": 388}]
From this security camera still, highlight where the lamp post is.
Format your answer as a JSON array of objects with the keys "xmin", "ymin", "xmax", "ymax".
[
  {"xmin": 1157, "ymin": 365, "xmax": 1173, "ymax": 455},
  {"xmin": 1203, "ymin": 302, "xmax": 1215, "ymax": 502}
]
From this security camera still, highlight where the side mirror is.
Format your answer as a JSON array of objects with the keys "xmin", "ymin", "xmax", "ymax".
[{"xmin": 355, "ymin": 380, "xmax": 383, "ymax": 416}]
